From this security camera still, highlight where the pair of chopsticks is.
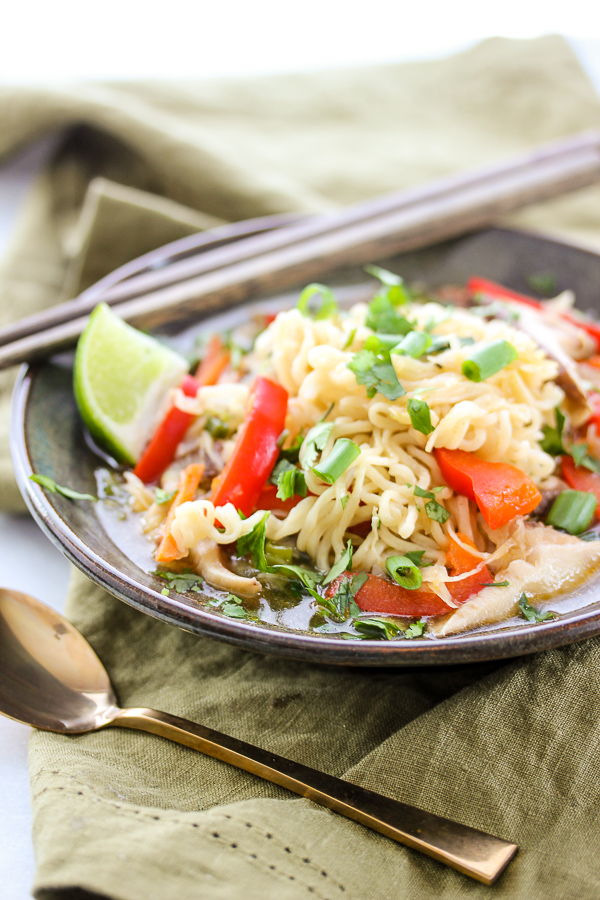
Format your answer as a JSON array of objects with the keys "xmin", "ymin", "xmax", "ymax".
[{"xmin": 2, "ymin": 130, "xmax": 600, "ymax": 371}]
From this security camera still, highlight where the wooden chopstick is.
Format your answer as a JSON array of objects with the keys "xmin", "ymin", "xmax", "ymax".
[{"xmin": 2, "ymin": 131, "xmax": 600, "ymax": 371}]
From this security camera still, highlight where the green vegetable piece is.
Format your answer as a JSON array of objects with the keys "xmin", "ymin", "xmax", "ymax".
[
  {"xmin": 154, "ymin": 488, "xmax": 177, "ymax": 506},
  {"xmin": 236, "ymin": 512, "xmax": 270, "ymax": 571},
  {"xmin": 324, "ymin": 572, "xmax": 367, "ymax": 622},
  {"xmin": 407, "ymin": 398, "xmax": 434, "ymax": 435},
  {"xmin": 354, "ymin": 616, "xmax": 401, "ymax": 640},
  {"xmin": 323, "ymin": 540, "xmax": 353, "ymax": 586},
  {"xmin": 404, "ymin": 550, "xmax": 426, "ymax": 566},
  {"xmin": 264, "ymin": 541, "xmax": 293, "ymax": 566},
  {"xmin": 580, "ymin": 530, "xmax": 600, "ymax": 541},
  {"xmin": 341, "ymin": 495, "xmax": 349, "ymax": 509},
  {"xmin": 278, "ymin": 434, "xmax": 304, "ymax": 464},
  {"xmin": 270, "ymin": 459, "xmax": 307, "ymax": 500},
  {"xmin": 462, "ymin": 339, "xmax": 518, "ymax": 382},
  {"xmin": 297, "ymin": 283, "xmax": 338, "ymax": 319},
  {"xmin": 480, "ymin": 580, "xmax": 510, "ymax": 587},
  {"xmin": 386, "ymin": 555, "xmax": 423, "ymax": 590},
  {"xmin": 161, "ymin": 588, "xmax": 169, "ymax": 596},
  {"xmin": 425, "ymin": 499, "xmax": 450, "ymax": 524},
  {"xmin": 540, "ymin": 407, "xmax": 566, "ymax": 456},
  {"xmin": 347, "ymin": 349, "xmax": 406, "ymax": 401},
  {"xmin": 342, "ymin": 328, "xmax": 357, "ymax": 350},
  {"xmin": 546, "ymin": 490, "xmax": 596, "ymax": 535},
  {"xmin": 221, "ymin": 594, "xmax": 248, "ymax": 618},
  {"xmin": 526, "ymin": 272, "xmax": 557, "ymax": 296},
  {"xmin": 301, "ymin": 421, "xmax": 334, "ymax": 469},
  {"xmin": 392, "ymin": 331, "xmax": 433, "ymax": 358},
  {"xmin": 29, "ymin": 474, "xmax": 96, "ymax": 502},
  {"xmin": 153, "ymin": 570, "xmax": 204, "ymax": 593},
  {"xmin": 364, "ymin": 264, "xmax": 410, "ymax": 305},
  {"xmin": 517, "ymin": 593, "xmax": 556, "ymax": 624},
  {"xmin": 366, "ymin": 294, "xmax": 414, "ymax": 335},
  {"xmin": 569, "ymin": 443, "xmax": 600, "ymax": 474},
  {"xmin": 404, "ymin": 619, "xmax": 427, "ymax": 639},
  {"xmin": 204, "ymin": 415, "xmax": 230, "ymax": 439},
  {"xmin": 312, "ymin": 439, "xmax": 361, "ymax": 484}
]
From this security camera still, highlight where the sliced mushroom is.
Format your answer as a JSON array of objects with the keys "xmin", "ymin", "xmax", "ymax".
[{"xmin": 190, "ymin": 538, "xmax": 261, "ymax": 598}]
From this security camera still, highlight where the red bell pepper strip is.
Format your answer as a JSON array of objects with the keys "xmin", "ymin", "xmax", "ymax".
[
  {"xmin": 467, "ymin": 276, "xmax": 600, "ymax": 351},
  {"xmin": 325, "ymin": 533, "xmax": 490, "ymax": 617},
  {"xmin": 195, "ymin": 335, "xmax": 231, "ymax": 385},
  {"xmin": 155, "ymin": 463, "xmax": 205, "ymax": 563},
  {"xmin": 561, "ymin": 454, "xmax": 600, "ymax": 519},
  {"xmin": 210, "ymin": 376, "xmax": 288, "ymax": 518},
  {"xmin": 435, "ymin": 448, "xmax": 542, "ymax": 530},
  {"xmin": 133, "ymin": 374, "xmax": 200, "ymax": 484}
]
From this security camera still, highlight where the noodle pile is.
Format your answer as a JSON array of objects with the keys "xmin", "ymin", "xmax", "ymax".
[{"xmin": 156, "ymin": 299, "xmax": 565, "ymax": 602}]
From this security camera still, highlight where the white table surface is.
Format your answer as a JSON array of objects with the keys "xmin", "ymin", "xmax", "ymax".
[{"xmin": 1, "ymin": 34, "xmax": 600, "ymax": 900}]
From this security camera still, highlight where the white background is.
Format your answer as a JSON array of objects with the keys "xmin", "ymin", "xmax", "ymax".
[{"xmin": 1, "ymin": 3, "xmax": 600, "ymax": 897}]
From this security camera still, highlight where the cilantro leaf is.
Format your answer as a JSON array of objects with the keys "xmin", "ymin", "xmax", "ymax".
[
  {"xmin": 278, "ymin": 434, "xmax": 304, "ymax": 464},
  {"xmin": 347, "ymin": 349, "xmax": 405, "ymax": 401},
  {"xmin": 236, "ymin": 513, "xmax": 270, "ymax": 571},
  {"xmin": 540, "ymin": 407, "xmax": 566, "ymax": 456},
  {"xmin": 354, "ymin": 616, "xmax": 401, "ymax": 640},
  {"xmin": 366, "ymin": 294, "xmax": 414, "ymax": 335},
  {"xmin": 323, "ymin": 540, "xmax": 353, "ymax": 586},
  {"xmin": 517, "ymin": 593, "xmax": 556, "ymax": 624},
  {"xmin": 407, "ymin": 398, "xmax": 434, "ymax": 435},
  {"xmin": 404, "ymin": 619, "xmax": 427, "ymax": 639},
  {"xmin": 424, "ymin": 499, "xmax": 450, "ymax": 524},
  {"xmin": 324, "ymin": 572, "xmax": 367, "ymax": 622},
  {"xmin": 569, "ymin": 443, "xmax": 600, "ymax": 473},
  {"xmin": 153, "ymin": 570, "xmax": 204, "ymax": 593},
  {"xmin": 526, "ymin": 272, "xmax": 557, "ymax": 296},
  {"xmin": 270, "ymin": 460, "xmax": 307, "ymax": 501},
  {"xmin": 30, "ymin": 474, "xmax": 96, "ymax": 502},
  {"xmin": 480, "ymin": 580, "xmax": 510, "ymax": 587}
]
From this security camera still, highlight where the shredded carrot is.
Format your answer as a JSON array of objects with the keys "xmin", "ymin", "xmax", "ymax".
[
  {"xmin": 195, "ymin": 335, "xmax": 231, "ymax": 386},
  {"xmin": 154, "ymin": 463, "xmax": 204, "ymax": 563}
]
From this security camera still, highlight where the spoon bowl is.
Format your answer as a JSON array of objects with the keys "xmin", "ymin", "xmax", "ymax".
[
  {"xmin": 0, "ymin": 586, "xmax": 517, "ymax": 885},
  {"xmin": 0, "ymin": 588, "xmax": 116, "ymax": 732}
]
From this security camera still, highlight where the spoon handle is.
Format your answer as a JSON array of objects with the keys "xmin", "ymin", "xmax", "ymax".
[{"xmin": 109, "ymin": 706, "xmax": 517, "ymax": 884}]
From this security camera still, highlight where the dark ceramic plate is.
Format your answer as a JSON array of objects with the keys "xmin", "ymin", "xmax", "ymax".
[{"xmin": 11, "ymin": 221, "xmax": 600, "ymax": 665}]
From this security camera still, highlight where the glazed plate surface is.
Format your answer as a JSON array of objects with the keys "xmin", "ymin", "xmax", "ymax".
[{"xmin": 11, "ymin": 222, "xmax": 600, "ymax": 665}]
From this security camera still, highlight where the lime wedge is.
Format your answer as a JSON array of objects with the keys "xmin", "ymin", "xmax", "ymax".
[{"xmin": 74, "ymin": 304, "xmax": 188, "ymax": 464}]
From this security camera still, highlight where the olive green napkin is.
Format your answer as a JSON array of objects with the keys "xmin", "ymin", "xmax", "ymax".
[{"xmin": 2, "ymin": 34, "xmax": 600, "ymax": 899}]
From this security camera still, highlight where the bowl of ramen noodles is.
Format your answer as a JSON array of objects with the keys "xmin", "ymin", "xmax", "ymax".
[{"xmin": 13, "ymin": 224, "xmax": 600, "ymax": 665}]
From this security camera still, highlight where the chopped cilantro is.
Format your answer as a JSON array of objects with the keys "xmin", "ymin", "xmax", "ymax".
[
  {"xmin": 236, "ymin": 513, "xmax": 270, "ymax": 571},
  {"xmin": 569, "ymin": 443, "xmax": 600, "ymax": 473},
  {"xmin": 325, "ymin": 572, "xmax": 367, "ymax": 622},
  {"xmin": 161, "ymin": 587, "xmax": 170, "ymax": 596},
  {"xmin": 347, "ymin": 349, "xmax": 405, "ymax": 401},
  {"xmin": 364, "ymin": 264, "xmax": 411, "ymax": 305},
  {"xmin": 404, "ymin": 619, "xmax": 427, "ymax": 639},
  {"xmin": 407, "ymin": 398, "xmax": 434, "ymax": 435},
  {"xmin": 517, "ymin": 593, "xmax": 556, "ymax": 624},
  {"xmin": 323, "ymin": 540, "xmax": 353, "ymax": 586},
  {"xmin": 29, "ymin": 474, "xmax": 96, "ymax": 502},
  {"xmin": 425, "ymin": 499, "xmax": 450, "ymax": 524},
  {"xmin": 278, "ymin": 434, "xmax": 304, "ymax": 464},
  {"xmin": 540, "ymin": 408, "xmax": 566, "ymax": 456},
  {"xmin": 270, "ymin": 459, "xmax": 307, "ymax": 500},
  {"xmin": 153, "ymin": 570, "xmax": 204, "ymax": 593},
  {"xmin": 354, "ymin": 616, "xmax": 401, "ymax": 640},
  {"xmin": 480, "ymin": 580, "xmax": 510, "ymax": 587},
  {"xmin": 366, "ymin": 293, "xmax": 414, "ymax": 335}
]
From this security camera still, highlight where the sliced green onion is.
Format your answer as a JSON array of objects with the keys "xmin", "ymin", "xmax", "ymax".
[
  {"xmin": 546, "ymin": 490, "xmax": 596, "ymax": 535},
  {"xmin": 462, "ymin": 339, "xmax": 518, "ymax": 382},
  {"xmin": 407, "ymin": 398, "xmax": 434, "ymax": 435},
  {"xmin": 392, "ymin": 331, "xmax": 432, "ymax": 358},
  {"xmin": 364, "ymin": 264, "xmax": 409, "ymax": 305},
  {"xmin": 205, "ymin": 415, "xmax": 230, "ymax": 439},
  {"xmin": 297, "ymin": 283, "xmax": 338, "ymax": 319},
  {"xmin": 265, "ymin": 541, "xmax": 293, "ymax": 566},
  {"xmin": 364, "ymin": 333, "xmax": 405, "ymax": 353},
  {"xmin": 386, "ymin": 555, "xmax": 423, "ymax": 590},
  {"xmin": 312, "ymin": 439, "xmax": 361, "ymax": 484}
]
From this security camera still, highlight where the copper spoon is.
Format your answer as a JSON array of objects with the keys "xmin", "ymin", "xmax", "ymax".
[{"xmin": 0, "ymin": 587, "xmax": 517, "ymax": 884}]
